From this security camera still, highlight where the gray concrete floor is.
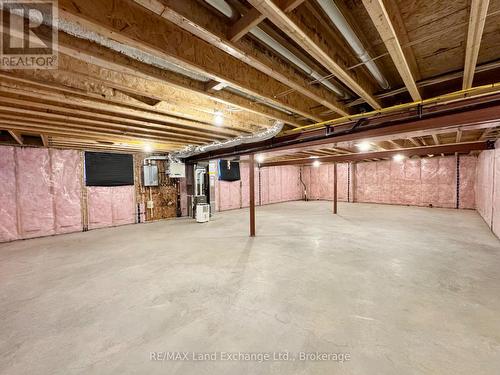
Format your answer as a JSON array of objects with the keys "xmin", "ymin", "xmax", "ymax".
[{"xmin": 1, "ymin": 201, "xmax": 500, "ymax": 375}]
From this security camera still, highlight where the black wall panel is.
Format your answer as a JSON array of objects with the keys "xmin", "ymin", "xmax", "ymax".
[{"xmin": 85, "ymin": 152, "xmax": 134, "ymax": 186}]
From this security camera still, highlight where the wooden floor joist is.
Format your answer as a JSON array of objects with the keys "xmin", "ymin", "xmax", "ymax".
[
  {"xmin": 247, "ymin": 0, "xmax": 381, "ymax": 109},
  {"xmin": 463, "ymin": 0, "xmax": 490, "ymax": 89}
]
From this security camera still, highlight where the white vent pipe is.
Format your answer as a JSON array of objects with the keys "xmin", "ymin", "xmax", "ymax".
[
  {"xmin": 316, "ymin": 0, "xmax": 389, "ymax": 89},
  {"xmin": 205, "ymin": 0, "xmax": 349, "ymax": 98}
]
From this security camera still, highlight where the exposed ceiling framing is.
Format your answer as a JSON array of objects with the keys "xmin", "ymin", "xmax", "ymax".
[{"xmin": 0, "ymin": 0, "xmax": 498, "ymax": 155}]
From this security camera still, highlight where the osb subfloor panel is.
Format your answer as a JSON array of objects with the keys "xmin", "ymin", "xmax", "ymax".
[{"xmin": 1, "ymin": 201, "xmax": 500, "ymax": 374}]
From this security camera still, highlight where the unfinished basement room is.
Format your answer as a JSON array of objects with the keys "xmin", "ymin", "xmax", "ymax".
[{"xmin": 1, "ymin": 0, "xmax": 500, "ymax": 373}]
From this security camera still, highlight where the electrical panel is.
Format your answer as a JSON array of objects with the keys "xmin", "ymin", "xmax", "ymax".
[
  {"xmin": 168, "ymin": 162, "xmax": 186, "ymax": 178},
  {"xmin": 143, "ymin": 165, "xmax": 159, "ymax": 186}
]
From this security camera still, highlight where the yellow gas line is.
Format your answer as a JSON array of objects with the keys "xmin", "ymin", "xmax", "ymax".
[{"xmin": 283, "ymin": 82, "xmax": 500, "ymax": 135}]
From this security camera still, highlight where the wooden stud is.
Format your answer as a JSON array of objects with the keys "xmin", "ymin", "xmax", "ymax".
[
  {"xmin": 432, "ymin": 134, "xmax": 440, "ymax": 145},
  {"xmin": 8, "ymin": 130, "xmax": 23, "ymax": 145},
  {"xmin": 333, "ymin": 163, "xmax": 338, "ymax": 214},
  {"xmin": 41, "ymin": 134, "xmax": 49, "ymax": 147}
]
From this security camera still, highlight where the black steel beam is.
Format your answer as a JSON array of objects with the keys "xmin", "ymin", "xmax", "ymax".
[
  {"xmin": 185, "ymin": 93, "xmax": 500, "ymax": 162},
  {"xmin": 260, "ymin": 141, "xmax": 493, "ymax": 167}
]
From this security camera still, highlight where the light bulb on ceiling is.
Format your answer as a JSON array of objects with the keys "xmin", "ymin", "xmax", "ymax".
[
  {"xmin": 313, "ymin": 160, "xmax": 321, "ymax": 168},
  {"xmin": 214, "ymin": 111, "xmax": 224, "ymax": 126},
  {"xmin": 393, "ymin": 154, "xmax": 405, "ymax": 162},
  {"xmin": 256, "ymin": 154, "xmax": 265, "ymax": 163},
  {"xmin": 143, "ymin": 144, "xmax": 153, "ymax": 153},
  {"xmin": 356, "ymin": 141, "xmax": 371, "ymax": 152}
]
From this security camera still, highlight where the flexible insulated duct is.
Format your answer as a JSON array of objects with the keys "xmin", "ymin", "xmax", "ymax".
[{"xmin": 171, "ymin": 121, "xmax": 284, "ymax": 160}]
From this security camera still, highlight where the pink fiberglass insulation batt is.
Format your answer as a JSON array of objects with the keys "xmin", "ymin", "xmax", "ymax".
[
  {"xmin": 51, "ymin": 149, "xmax": 82, "ymax": 234},
  {"xmin": 0, "ymin": 146, "xmax": 18, "ymax": 242},
  {"xmin": 355, "ymin": 156, "xmax": 472, "ymax": 208},
  {"xmin": 215, "ymin": 164, "xmax": 302, "ymax": 211},
  {"xmin": 240, "ymin": 163, "xmax": 260, "ymax": 208},
  {"xmin": 492, "ymin": 148, "xmax": 500, "ymax": 236},
  {"xmin": 0, "ymin": 147, "xmax": 84, "ymax": 242},
  {"xmin": 16, "ymin": 147, "xmax": 55, "ymax": 239},
  {"xmin": 475, "ymin": 150, "xmax": 494, "ymax": 226},
  {"xmin": 303, "ymin": 163, "xmax": 349, "ymax": 201},
  {"xmin": 87, "ymin": 186, "xmax": 135, "ymax": 229},
  {"xmin": 302, "ymin": 156, "xmax": 476, "ymax": 209},
  {"xmin": 459, "ymin": 156, "xmax": 476, "ymax": 209}
]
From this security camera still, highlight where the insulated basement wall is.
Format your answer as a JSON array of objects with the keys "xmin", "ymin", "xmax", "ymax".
[
  {"xmin": 0, "ymin": 146, "xmax": 82, "ymax": 242},
  {"xmin": 0, "ymin": 145, "xmax": 138, "ymax": 243},
  {"xmin": 475, "ymin": 143, "xmax": 500, "ymax": 237},
  {"xmin": 302, "ymin": 163, "xmax": 350, "ymax": 201},
  {"xmin": 87, "ymin": 186, "xmax": 135, "ymax": 230},
  {"xmin": 215, "ymin": 163, "xmax": 302, "ymax": 212},
  {"xmin": 303, "ymin": 156, "xmax": 476, "ymax": 209}
]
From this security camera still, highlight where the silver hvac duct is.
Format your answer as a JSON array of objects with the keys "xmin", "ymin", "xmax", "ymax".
[
  {"xmin": 171, "ymin": 121, "xmax": 284, "ymax": 160},
  {"xmin": 316, "ymin": 0, "xmax": 390, "ymax": 90},
  {"xmin": 205, "ymin": 0, "xmax": 349, "ymax": 99}
]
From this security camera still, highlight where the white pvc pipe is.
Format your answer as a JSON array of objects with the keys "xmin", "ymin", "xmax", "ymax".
[
  {"xmin": 205, "ymin": 0, "xmax": 349, "ymax": 98},
  {"xmin": 250, "ymin": 28, "xmax": 347, "ymax": 98},
  {"xmin": 316, "ymin": 0, "xmax": 389, "ymax": 89}
]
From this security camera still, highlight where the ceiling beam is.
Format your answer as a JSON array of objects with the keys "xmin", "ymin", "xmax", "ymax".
[
  {"xmin": 0, "ymin": 71, "xmax": 255, "ymax": 135},
  {"xmin": 58, "ymin": 0, "xmax": 323, "ymax": 121},
  {"xmin": 186, "ymin": 94, "xmax": 500, "ymax": 161},
  {"xmin": 228, "ymin": 0, "xmax": 305, "ymax": 42},
  {"xmin": 56, "ymin": 34, "xmax": 302, "ymax": 128},
  {"xmin": 7, "ymin": 130, "xmax": 23, "ymax": 145},
  {"xmin": 0, "ymin": 81, "xmax": 238, "ymax": 140},
  {"xmin": 361, "ymin": 0, "xmax": 421, "ymax": 101},
  {"xmin": 0, "ymin": 95, "xmax": 217, "ymax": 143},
  {"xmin": 463, "ymin": 0, "xmax": 490, "ymax": 89},
  {"xmin": 261, "ymin": 141, "xmax": 492, "ymax": 166},
  {"xmin": 0, "ymin": 114, "xmax": 205, "ymax": 145},
  {"xmin": 345, "ymin": 59, "xmax": 500, "ymax": 108},
  {"xmin": 0, "ymin": 123, "xmax": 186, "ymax": 149},
  {"xmin": 408, "ymin": 138, "xmax": 421, "ymax": 147},
  {"xmin": 383, "ymin": 0, "xmax": 421, "ymax": 81},
  {"xmin": 247, "ymin": 0, "xmax": 381, "ymax": 109},
  {"xmin": 228, "ymin": 7, "xmax": 266, "ymax": 42},
  {"xmin": 133, "ymin": 0, "xmax": 349, "ymax": 117}
]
